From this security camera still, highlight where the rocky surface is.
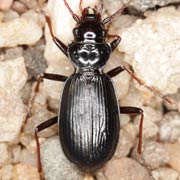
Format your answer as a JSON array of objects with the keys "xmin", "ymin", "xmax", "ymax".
[
  {"xmin": 104, "ymin": 0, "xmax": 180, "ymax": 12},
  {"xmin": 0, "ymin": 57, "xmax": 27, "ymax": 142},
  {"xmin": 152, "ymin": 167, "xmax": 180, "ymax": 180},
  {"xmin": 0, "ymin": 16, "xmax": 42, "ymax": 47},
  {"xmin": 41, "ymin": 136, "xmax": 83, "ymax": 180},
  {"xmin": 102, "ymin": 157, "xmax": 153, "ymax": 180},
  {"xmin": 118, "ymin": 7, "xmax": 180, "ymax": 95}
]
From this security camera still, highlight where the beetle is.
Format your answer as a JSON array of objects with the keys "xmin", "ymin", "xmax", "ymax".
[{"xmin": 27, "ymin": 0, "xmax": 172, "ymax": 179}]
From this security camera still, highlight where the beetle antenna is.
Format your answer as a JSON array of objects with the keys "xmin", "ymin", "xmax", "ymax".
[
  {"xmin": 63, "ymin": 0, "xmax": 80, "ymax": 23},
  {"xmin": 79, "ymin": 0, "xmax": 83, "ymax": 12},
  {"xmin": 102, "ymin": 0, "xmax": 133, "ymax": 24},
  {"xmin": 99, "ymin": 0, "xmax": 104, "ymax": 15}
]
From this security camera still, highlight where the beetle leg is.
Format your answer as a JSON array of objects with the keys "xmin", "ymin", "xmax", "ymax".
[
  {"xmin": 35, "ymin": 116, "xmax": 58, "ymax": 179},
  {"xmin": 106, "ymin": 66, "xmax": 125, "ymax": 78},
  {"xmin": 24, "ymin": 73, "xmax": 67, "ymax": 125},
  {"xmin": 107, "ymin": 34, "xmax": 121, "ymax": 51},
  {"xmin": 107, "ymin": 65, "xmax": 173, "ymax": 104},
  {"xmin": 119, "ymin": 106, "xmax": 143, "ymax": 154},
  {"xmin": 45, "ymin": 16, "xmax": 68, "ymax": 57},
  {"xmin": 120, "ymin": 106, "xmax": 156, "ymax": 180}
]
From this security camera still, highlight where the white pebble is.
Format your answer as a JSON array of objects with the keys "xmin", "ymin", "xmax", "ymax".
[
  {"xmin": 159, "ymin": 112, "xmax": 180, "ymax": 142},
  {"xmin": 0, "ymin": 144, "xmax": 10, "ymax": 167},
  {"xmin": 152, "ymin": 167, "xmax": 179, "ymax": 180},
  {"xmin": 118, "ymin": 7, "xmax": 180, "ymax": 95},
  {"xmin": 13, "ymin": 163, "xmax": 40, "ymax": 180},
  {"xmin": 41, "ymin": 136, "xmax": 83, "ymax": 180},
  {"xmin": 104, "ymin": 157, "xmax": 152, "ymax": 180},
  {"xmin": 0, "ymin": 0, "xmax": 13, "ymax": 11},
  {"xmin": 0, "ymin": 164, "xmax": 13, "ymax": 180},
  {"xmin": 0, "ymin": 17, "xmax": 42, "ymax": 47},
  {"xmin": 0, "ymin": 89, "xmax": 26, "ymax": 142},
  {"xmin": 19, "ymin": 149, "xmax": 37, "ymax": 167},
  {"xmin": 165, "ymin": 143, "xmax": 180, "ymax": 172},
  {"xmin": 142, "ymin": 141, "xmax": 169, "ymax": 169},
  {"xmin": 0, "ymin": 57, "xmax": 27, "ymax": 93},
  {"xmin": 12, "ymin": 145, "xmax": 21, "ymax": 164},
  {"xmin": 115, "ymin": 129, "xmax": 135, "ymax": 158},
  {"xmin": 0, "ymin": 57, "xmax": 27, "ymax": 142}
]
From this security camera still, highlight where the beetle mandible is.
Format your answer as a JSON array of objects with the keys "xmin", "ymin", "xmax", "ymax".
[{"xmin": 26, "ymin": 0, "xmax": 172, "ymax": 179}]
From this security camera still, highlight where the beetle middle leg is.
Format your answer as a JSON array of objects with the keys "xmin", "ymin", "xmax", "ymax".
[
  {"xmin": 35, "ymin": 116, "xmax": 58, "ymax": 179},
  {"xmin": 24, "ymin": 73, "xmax": 67, "ymax": 124},
  {"xmin": 120, "ymin": 106, "xmax": 143, "ymax": 153},
  {"xmin": 107, "ymin": 65, "xmax": 173, "ymax": 104}
]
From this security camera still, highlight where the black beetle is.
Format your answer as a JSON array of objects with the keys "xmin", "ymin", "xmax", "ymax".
[{"xmin": 26, "ymin": 0, "xmax": 172, "ymax": 179}]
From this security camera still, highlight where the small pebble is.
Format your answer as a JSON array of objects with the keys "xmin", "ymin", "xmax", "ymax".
[
  {"xmin": 159, "ymin": 112, "xmax": 180, "ymax": 142},
  {"xmin": 13, "ymin": 163, "xmax": 40, "ymax": 180},
  {"xmin": 4, "ymin": 47, "xmax": 23, "ymax": 60},
  {"xmin": 0, "ymin": 144, "xmax": 11, "ymax": 167},
  {"xmin": 18, "ymin": 0, "xmax": 38, "ymax": 9},
  {"xmin": 23, "ymin": 42, "xmax": 47, "ymax": 80},
  {"xmin": 118, "ymin": 7, "xmax": 180, "ymax": 95},
  {"xmin": 120, "ymin": 84, "xmax": 144, "ymax": 107},
  {"xmin": 12, "ymin": 1, "xmax": 27, "ymax": 14},
  {"xmin": 119, "ymin": 114, "xmax": 131, "ymax": 127},
  {"xmin": 0, "ymin": 57, "xmax": 27, "ymax": 93},
  {"xmin": 21, "ymin": 10, "xmax": 45, "ymax": 28},
  {"xmin": 19, "ymin": 148, "xmax": 37, "ymax": 167},
  {"xmin": 152, "ymin": 167, "xmax": 180, "ymax": 180},
  {"xmin": 115, "ymin": 129, "xmax": 135, "ymax": 158},
  {"xmin": 0, "ymin": 164, "xmax": 13, "ymax": 180},
  {"xmin": 0, "ymin": 17, "xmax": 42, "ymax": 47},
  {"xmin": 0, "ymin": 89, "xmax": 26, "ymax": 142},
  {"xmin": 41, "ymin": 136, "xmax": 83, "ymax": 180},
  {"xmin": 3, "ymin": 10, "xmax": 19, "ymax": 22},
  {"xmin": 165, "ymin": 143, "xmax": 180, "ymax": 172},
  {"xmin": 0, "ymin": 0, "xmax": 13, "ymax": 11},
  {"xmin": 12, "ymin": 145, "xmax": 21, "ymax": 164},
  {"xmin": 142, "ymin": 141, "xmax": 169, "ymax": 169},
  {"xmin": 103, "ymin": 157, "xmax": 152, "ymax": 180}
]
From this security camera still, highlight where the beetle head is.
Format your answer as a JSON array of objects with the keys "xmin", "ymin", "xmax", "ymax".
[{"xmin": 73, "ymin": 7, "xmax": 106, "ymax": 43}]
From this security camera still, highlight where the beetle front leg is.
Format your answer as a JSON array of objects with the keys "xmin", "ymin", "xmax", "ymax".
[
  {"xmin": 35, "ymin": 116, "xmax": 58, "ymax": 179},
  {"xmin": 45, "ymin": 16, "xmax": 68, "ymax": 57},
  {"xmin": 120, "ymin": 106, "xmax": 143, "ymax": 154}
]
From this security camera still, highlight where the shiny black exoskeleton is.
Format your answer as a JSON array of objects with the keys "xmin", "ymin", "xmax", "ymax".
[
  {"xmin": 59, "ymin": 7, "xmax": 120, "ymax": 172},
  {"xmin": 34, "ymin": 0, "xmax": 145, "ymax": 178}
]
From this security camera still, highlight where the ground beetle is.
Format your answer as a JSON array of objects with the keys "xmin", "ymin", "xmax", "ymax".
[{"xmin": 25, "ymin": 0, "xmax": 172, "ymax": 179}]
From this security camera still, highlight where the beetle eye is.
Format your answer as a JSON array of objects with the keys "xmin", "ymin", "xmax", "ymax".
[{"xmin": 73, "ymin": 28, "xmax": 79, "ymax": 37}]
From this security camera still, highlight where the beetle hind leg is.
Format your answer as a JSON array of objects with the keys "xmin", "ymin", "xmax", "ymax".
[
  {"xmin": 35, "ymin": 116, "xmax": 58, "ymax": 179},
  {"xmin": 119, "ymin": 106, "xmax": 143, "ymax": 153}
]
